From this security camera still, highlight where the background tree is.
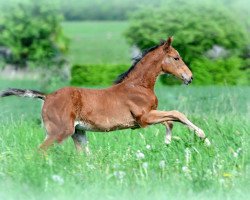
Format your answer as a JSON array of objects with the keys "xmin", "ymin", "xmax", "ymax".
[
  {"xmin": 125, "ymin": 6, "xmax": 249, "ymax": 63},
  {"xmin": 0, "ymin": 0, "xmax": 69, "ymax": 68},
  {"xmin": 125, "ymin": 4, "xmax": 250, "ymax": 85}
]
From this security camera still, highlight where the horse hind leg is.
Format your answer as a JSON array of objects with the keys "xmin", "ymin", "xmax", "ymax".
[
  {"xmin": 39, "ymin": 118, "xmax": 75, "ymax": 151},
  {"xmin": 39, "ymin": 135, "xmax": 56, "ymax": 151},
  {"xmin": 39, "ymin": 122, "xmax": 58, "ymax": 151},
  {"xmin": 71, "ymin": 128, "xmax": 90, "ymax": 154}
]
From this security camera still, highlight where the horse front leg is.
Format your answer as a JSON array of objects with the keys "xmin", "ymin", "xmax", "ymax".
[{"xmin": 140, "ymin": 110, "xmax": 210, "ymax": 145}]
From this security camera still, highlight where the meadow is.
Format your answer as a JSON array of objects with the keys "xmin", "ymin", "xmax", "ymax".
[
  {"xmin": 0, "ymin": 78, "xmax": 249, "ymax": 200},
  {"xmin": 0, "ymin": 21, "xmax": 249, "ymax": 199},
  {"xmin": 62, "ymin": 21, "xmax": 130, "ymax": 64}
]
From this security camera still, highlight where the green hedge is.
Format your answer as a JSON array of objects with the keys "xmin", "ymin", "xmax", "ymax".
[
  {"xmin": 191, "ymin": 57, "xmax": 249, "ymax": 85},
  {"xmin": 70, "ymin": 64, "xmax": 129, "ymax": 86},
  {"xmin": 71, "ymin": 57, "xmax": 250, "ymax": 86},
  {"xmin": 161, "ymin": 57, "xmax": 250, "ymax": 85},
  {"xmin": 125, "ymin": 6, "xmax": 249, "ymax": 65}
]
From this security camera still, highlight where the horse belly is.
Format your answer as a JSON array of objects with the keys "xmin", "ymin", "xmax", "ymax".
[
  {"xmin": 74, "ymin": 116, "xmax": 136, "ymax": 132},
  {"xmin": 77, "ymin": 98, "xmax": 138, "ymax": 131},
  {"xmin": 99, "ymin": 117, "xmax": 136, "ymax": 131}
]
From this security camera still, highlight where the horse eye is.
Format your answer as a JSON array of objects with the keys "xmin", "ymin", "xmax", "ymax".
[{"xmin": 174, "ymin": 57, "xmax": 179, "ymax": 61}]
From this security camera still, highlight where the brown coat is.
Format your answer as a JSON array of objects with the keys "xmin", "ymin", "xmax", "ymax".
[{"xmin": 0, "ymin": 37, "xmax": 209, "ymax": 152}]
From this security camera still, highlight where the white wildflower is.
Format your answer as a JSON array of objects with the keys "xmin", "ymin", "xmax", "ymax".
[
  {"xmin": 217, "ymin": 164, "xmax": 223, "ymax": 170},
  {"xmin": 142, "ymin": 162, "xmax": 148, "ymax": 169},
  {"xmin": 182, "ymin": 166, "xmax": 189, "ymax": 173},
  {"xmin": 146, "ymin": 144, "xmax": 151, "ymax": 150},
  {"xmin": 219, "ymin": 178, "xmax": 225, "ymax": 185},
  {"xmin": 204, "ymin": 138, "xmax": 211, "ymax": 146},
  {"xmin": 86, "ymin": 163, "xmax": 95, "ymax": 170},
  {"xmin": 51, "ymin": 175, "xmax": 64, "ymax": 185},
  {"xmin": 136, "ymin": 150, "xmax": 145, "ymax": 160},
  {"xmin": 205, "ymin": 169, "xmax": 213, "ymax": 177},
  {"xmin": 236, "ymin": 148, "xmax": 242, "ymax": 153},
  {"xmin": 233, "ymin": 148, "xmax": 242, "ymax": 158},
  {"xmin": 184, "ymin": 148, "xmax": 191, "ymax": 165},
  {"xmin": 172, "ymin": 136, "xmax": 181, "ymax": 141},
  {"xmin": 113, "ymin": 164, "xmax": 119, "ymax": 169},
  {"xmin": 159, "ymin": 160, "xmax": 166, "ymax": 169},
  {"xmin": 230, "ymin": 147, "xmax": 242, "ymax": 158},
  {"xmin": 46, "ymin": 158, "xmax": 53, "ymax": 166},
  {"xmin": 113, "ymin": 171, "xmax": 126, "ymax": 180},
  {"xmin": 182, "ymin": 166, "xmax": 192, "ymax": 180}
]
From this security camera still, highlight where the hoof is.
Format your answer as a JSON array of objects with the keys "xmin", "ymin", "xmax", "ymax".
[
  {"xmin": 204, "ymin": 138, "xmax": 211, "ymax": 147},
  {"xmin": 196, "ymin": 128, "xmax": 205, "ymax": 138},
  {"xmin": 165, "ymin": 135, "xmax": 171, "ymax": 145}
]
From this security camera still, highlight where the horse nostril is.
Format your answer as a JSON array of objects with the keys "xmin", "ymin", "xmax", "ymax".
[{"xmin": 187, "ymin": 77, "xmax": 193, "ymax": 84}]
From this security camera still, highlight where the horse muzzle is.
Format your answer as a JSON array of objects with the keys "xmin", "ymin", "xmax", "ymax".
[{"xmin": 182, "ymin": 74, "xmax": 193, "ymax": 85}]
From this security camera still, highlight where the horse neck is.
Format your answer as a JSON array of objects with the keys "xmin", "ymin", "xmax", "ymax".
[{"xmin": 123, "ymin": 50, "xmax": 163, "ymax": 90}]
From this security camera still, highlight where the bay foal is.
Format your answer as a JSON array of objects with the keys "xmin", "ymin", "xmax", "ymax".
[{"xmin": 0, "ymin": 37, "xmax": 209, "ymax": 152}]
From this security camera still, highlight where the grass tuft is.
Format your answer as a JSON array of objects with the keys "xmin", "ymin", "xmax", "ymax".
[{"xmin": 0, "ymin": 80, "xmax": 249, "ymax": 199}]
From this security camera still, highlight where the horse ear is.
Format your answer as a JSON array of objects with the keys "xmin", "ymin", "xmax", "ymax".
[{"xmin": 163, "ymin": 36, "xmax": 174, "ymax": 51}]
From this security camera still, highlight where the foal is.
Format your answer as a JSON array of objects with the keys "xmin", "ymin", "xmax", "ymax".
[{"xmin": 0, "ymin": 37, "xmax": 210, "ymax": 152}]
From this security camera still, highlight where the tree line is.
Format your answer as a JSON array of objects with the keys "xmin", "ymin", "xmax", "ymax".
[{"xmin": 0, "ymin": 0, "xmax": 249, "ymax": 85}]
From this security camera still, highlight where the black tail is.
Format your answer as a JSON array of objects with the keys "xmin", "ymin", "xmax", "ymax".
[{"xmin": 0, "ymin": 88, "xmax": 46, "ymax": 100}]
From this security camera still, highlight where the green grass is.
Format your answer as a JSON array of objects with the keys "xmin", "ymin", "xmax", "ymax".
[
  {"xmin": 62, "ymin": 21, "xmax": 131, "ymax": 64},
  {"xmin": 0, "ymin": 79, "xmax": 249, "ymax": 199}
]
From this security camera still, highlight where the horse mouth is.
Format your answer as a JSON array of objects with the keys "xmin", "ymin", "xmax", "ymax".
[{"xmin": 183, "ymin": 77, "xmax": 193, "ymax": 85}]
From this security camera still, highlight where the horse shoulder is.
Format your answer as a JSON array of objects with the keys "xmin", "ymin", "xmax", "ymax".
[{"xmin": 126, "ymin": 88, "xmax": 158, "ymax": 119}]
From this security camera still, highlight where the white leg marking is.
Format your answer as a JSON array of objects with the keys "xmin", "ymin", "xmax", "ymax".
[{"xmin": 165, "ymin": 127, "xmax": 172, "ymax": 144}]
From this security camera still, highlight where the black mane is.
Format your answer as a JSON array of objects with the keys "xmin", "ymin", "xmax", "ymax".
[{"xmin": 114, "ymin": 41, "xmax": 165, "ymax": 84}]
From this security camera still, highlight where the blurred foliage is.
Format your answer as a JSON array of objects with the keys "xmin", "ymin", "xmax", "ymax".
[
  {"xmin": 0, "ymin": 0, "xmax": 249, "ymax": 86},
  {"xmin": 125, "ymin": 6, "xmax": 249, "ymax": 63},
  {"xmin": 0, "ymin": 0, "xmax": 161, "ymax": 21},
  {"xmin": 39, "ymin": 67, "xmax": 70, "ymax": 92},
  {"xmin": 71, "ymin": 64, "xmax": 129, "ymax": 86},
  {"xmin": 1, "ymin": 0, "xmax": 249, "ymax": 24},
  {"xmin": 58, "ymin": 0, "xmax": 161, "ymax": 21},
  {"xmin": 125, "ymin": 2, "xmax": 250, "ymax": 85},
  {"xmin": 0, "ymin": 0, "xmax": 69, "ymax": 68},
  {"xmin": 1, "ymin": 0, "xmax": 248, "ymax": 24},
  {"xmin": 190, "ymin": 57, "xmax": 250, "ymax": 85}
]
